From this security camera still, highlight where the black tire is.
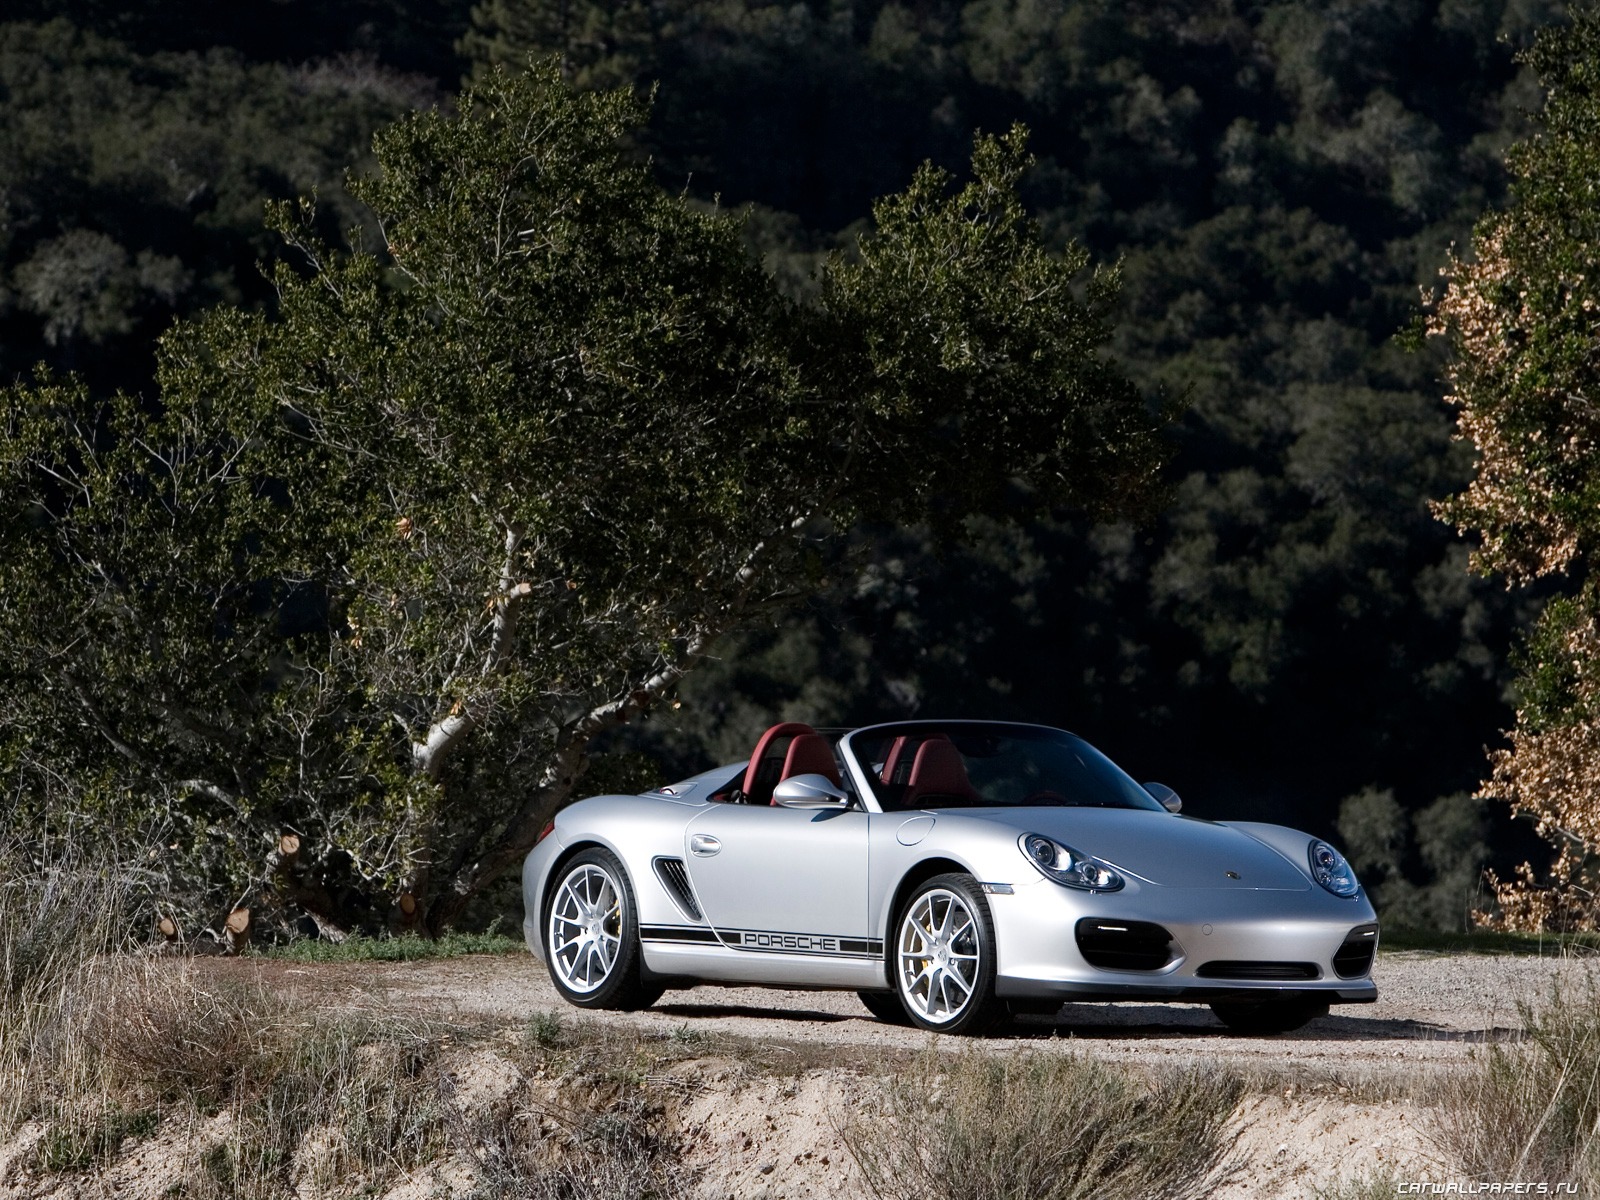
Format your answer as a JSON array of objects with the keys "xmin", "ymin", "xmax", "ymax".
[
  {"xmin": 1209, "ymin": 998, "xmax": 1330, "ymax": 1035},
  {"xmin": 891, "ymin": 873, "xmax": 1005, "ymax": 1036},
  {"xmin": 857, "ymin": 989, "xmax": 913, "ymax": 1025},
  {"xmin": 543, "ymin": 848, "xmax": 662, "ymax": 1011}
]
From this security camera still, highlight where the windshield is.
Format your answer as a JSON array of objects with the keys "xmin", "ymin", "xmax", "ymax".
[{"xmin": 846, "ymin": 723, "xmax": 1165, "ymax": 813}]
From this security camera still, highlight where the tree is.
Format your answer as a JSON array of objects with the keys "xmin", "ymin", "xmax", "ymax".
[
  {"xmin": 0, "ymin": 63, "xmax": 1163, "ymax": 936},
  {"xmin": 0, "ymin": 19, "xmax": 427, "ymax": 393},
  {"xmin": 458, "ymin": 0, "xmax": 653, "ymax": 88},
  {"xmin": 1430, "ymin": 11, "xmax": 1600, "ymax": 931}
]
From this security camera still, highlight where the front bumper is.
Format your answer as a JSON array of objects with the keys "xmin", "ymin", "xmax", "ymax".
[{"xmin": 989, "ymin": 876, "xmax": 1380, "ymax": 1004}]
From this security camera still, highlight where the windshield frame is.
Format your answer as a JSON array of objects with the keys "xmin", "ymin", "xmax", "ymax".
[{"xmin": 838, "ymin": 720, "xmax": 1166, "ymax": 815}]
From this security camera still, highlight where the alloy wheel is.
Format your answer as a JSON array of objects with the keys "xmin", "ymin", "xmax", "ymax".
[
  {"xmin": 548, "ymin": 862, "xmax": 622, "ymax": 993},
  {"xmin": 897, "ymin": 886, "xmax": 982, "ymax": 1024}
]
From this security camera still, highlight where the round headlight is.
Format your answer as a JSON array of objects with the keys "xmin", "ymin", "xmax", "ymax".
[
  {"xmin": 1018, "ymin": 833, "xmax": 1124, "ymax": 892},
  {"xmin": 1308, "ymin": 839, "xmax": 1360, "ymax": 898}
]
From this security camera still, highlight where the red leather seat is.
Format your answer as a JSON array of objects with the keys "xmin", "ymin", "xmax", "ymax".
[
  {"xmin": 902, "ymin": 738, "xmax": 981, "ymax": 809},
  {"xmin": 880, "ymin": 736, "xmax": 912, "ymax": 786},
  {"xmin": 777, "ymin": 733, "xmax": 843, "ymax": 799},
  {"xmin": 740, "ymin": 722, "xmax": 817, "ymax": 806},
  {"xmin": 881, "ymin": 733, "xmax": 952, "ymax": 787}
]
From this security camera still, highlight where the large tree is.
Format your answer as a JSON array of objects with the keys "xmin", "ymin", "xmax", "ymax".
[
  {"xmin": 1431, "ymin": 11, "xmax": 1600, "ymax": 931},
  {"xmin": 0, "ymin": 63, "xmax": 1163, "ymax": 936}
]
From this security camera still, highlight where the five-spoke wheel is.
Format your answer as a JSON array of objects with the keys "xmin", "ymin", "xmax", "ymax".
[
  {"xmin": 894, "ymin": 874, "xmax": 1003, "ymax": 1034},
  {"xmin": 543, "ymin": 848, "xmax": 661, "ymax": 1010}
]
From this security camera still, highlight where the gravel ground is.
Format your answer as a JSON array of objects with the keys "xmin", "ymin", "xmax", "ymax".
[{"xmin": 236, "ymin": 947, "xmax": 1599, "ymax": 1078}]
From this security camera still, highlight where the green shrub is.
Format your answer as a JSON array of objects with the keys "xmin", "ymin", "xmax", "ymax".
[{"xmin": 259, "ymin": 929, "xmax": 522, "ymax": 962}]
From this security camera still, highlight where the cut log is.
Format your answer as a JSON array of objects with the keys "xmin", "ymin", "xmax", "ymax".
[
  {"xmin": 157, "ymin": 915, "xmax": 179, "ymax": 944},
  {"xmin": 223, "ymin": 907, "xmax": 251, "ymax": 955},
  {"xmin": 392, "ymin": 891, "xmax": 422, "ymax": 931},
  {"xmin": 278, "ymin": 833, "xmax": 301, "ymax": 863}
]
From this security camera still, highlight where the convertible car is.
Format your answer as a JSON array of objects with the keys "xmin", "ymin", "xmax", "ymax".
[{"xmin": 521, "ymin": 720, "xmax": 1378, "ymax": 1035}]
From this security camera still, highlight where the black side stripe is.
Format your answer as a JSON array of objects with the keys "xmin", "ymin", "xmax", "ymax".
[
  {"xmin": 639, "ymin": 925, "xmax": 721, "ymax": 944},
  {"xmin": 640, "ymin": 925, "xmax": 885, "ymax": 958}
]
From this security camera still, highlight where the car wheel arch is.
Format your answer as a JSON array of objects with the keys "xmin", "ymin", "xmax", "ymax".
[
  {"xmin": 540, "ymin": 838, "xmax": 617, "ymax": 931},
  {"xmin": 879, "ymin": 856, "xmax": 970, "ymax": 983}
]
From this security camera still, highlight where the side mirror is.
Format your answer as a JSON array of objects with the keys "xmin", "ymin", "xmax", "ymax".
[
  {"xmin": 1144, "ymin": 782, "xmax": 1182, "ymax": 814},
  {"xmin": 773, "ymin": 774, "xmax": 852, "ymax": 810}
]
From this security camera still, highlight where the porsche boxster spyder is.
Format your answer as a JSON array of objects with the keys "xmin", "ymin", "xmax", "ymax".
[{"xmin": 521, "ymin": 720, "xmax": 1379, "ymax": 1035}]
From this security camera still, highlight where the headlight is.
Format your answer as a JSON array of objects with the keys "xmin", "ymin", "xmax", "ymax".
[
  {"xmin": 1308, "ymin": 839, "xmax": 1360, "ymax": 898},
  {"xmin": 1019, "ymin": 833, "xmax": 1124, "ymax": 892}
]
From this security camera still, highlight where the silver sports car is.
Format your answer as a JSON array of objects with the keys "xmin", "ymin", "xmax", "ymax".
[{"xmin": 521, "ymin": 720, "xmax": 1378, "ymax": 1035}]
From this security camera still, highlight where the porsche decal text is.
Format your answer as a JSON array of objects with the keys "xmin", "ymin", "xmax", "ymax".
[{"xmin": 738, "ymin": 931, "xmax": 839, "ymax": 952}]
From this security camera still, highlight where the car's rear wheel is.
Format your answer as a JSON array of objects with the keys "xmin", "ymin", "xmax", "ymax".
[
  {"xmin": 893, "ymin": 874, "xmax": 1004, "ymax": 1035},
  {"xmin": 1209, "ymin": 997, "xmax": 1329, "ymax": 1034},
  {"xmin": 544, "ymin": 848, "xmax": 662, "ymax": 1011},
  {"xmin": 857, "ymin": 989, "xmax": 913, "ymax": 1025}
]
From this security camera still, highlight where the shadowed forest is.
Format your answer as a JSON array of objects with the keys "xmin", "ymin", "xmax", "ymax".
[{"xmin": 0, "ymin": 0, "xmax": 1568, "ymax": 931}]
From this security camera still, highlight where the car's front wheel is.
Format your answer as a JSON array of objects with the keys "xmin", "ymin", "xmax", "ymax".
[
  {"xmin": 1209, "ymin": 997, "xmax": 1330, "ymax": 1034},
  {"xmin": 544, "ymin": 848, "xmax": 661, "ymax": 1011},
  {"xmin": 893, "ymin": 874, "xmax": 1004, "ymax": 1035}
]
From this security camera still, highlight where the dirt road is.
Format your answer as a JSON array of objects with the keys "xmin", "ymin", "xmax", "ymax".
[{"xmin": 240, "ymin": 946, "xmax": 1592, "ymax": 1078}]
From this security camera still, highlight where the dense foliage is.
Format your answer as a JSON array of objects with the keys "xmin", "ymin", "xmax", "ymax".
[
  {"xmin": 1431, "ymin": 11, "xmax": 1600, "ymax": 930},
  {"xmin": 0, "ymin": 0, "xmax": 1574, "ymax": 933},
  {"xmin": 0, "ymin": 66, "xmax": 1160, "ymax": 934}
]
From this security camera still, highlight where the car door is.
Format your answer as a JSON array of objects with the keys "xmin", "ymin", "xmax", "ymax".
[{"xmin": 681, "ymin": 804, "xmax": 871, "ymax": 954}]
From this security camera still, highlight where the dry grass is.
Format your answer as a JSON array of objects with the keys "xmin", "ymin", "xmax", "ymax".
[
  {"xmin": 21, "ymin": 963, "xmax": 450, "ymax": 1192},
  {"xmin": 1310, "ymin": 1171, "xmax": 1411, "ymax": 1200},
  {"xmin": 841, "ymin": 1046, "xmax": 1243, "ymax": 1200},
  {"xmin": 0, "ymin": 839, "xmax": 142, "ymax": 1135},
  {"xmin": 1430, "ymin": 977, "xmax": 1600, "ymax": 1190},
  {"xmin": 10, "ymin": 949, "xmax": 722, "ymax": 1198},
  {"xmin": 11, "ymin": 968, "xmax": 695, "ymax": 1197},
  {"xmin": 0, "ymin": 842, "xmax": 688, "ymax": 1197}
]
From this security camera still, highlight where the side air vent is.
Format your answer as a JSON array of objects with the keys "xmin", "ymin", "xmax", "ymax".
[
  {"xmin": 1333, "ymin": 923, "xmax": 1379, "ymax": 978},
  {"xmin": 652, "ymin": 857, "xmax": 702, "ymax": 921},
  {"xmin": 1196, "ymin": 961, "xmax": 1320, "ymax": 981},
  {"xmin": 1075, "ymin": 918, "xmax": 1175, "ymax": 971}
]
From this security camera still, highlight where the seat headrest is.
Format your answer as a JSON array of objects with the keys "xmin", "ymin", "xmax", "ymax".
[
  {"xmin": 904, "ymin": 738, "xmax": 980, "ymax": 808},
  {"xmin": 881, "ymin": 733, "xmax": 951, "ymax": 786},
  {"xmin": 776, "ymin": 733, "xmax": 842, "ymax": 801},
  {"xmin": 741, "ymin": 721, "xmax": 818, "ymax": 805}
]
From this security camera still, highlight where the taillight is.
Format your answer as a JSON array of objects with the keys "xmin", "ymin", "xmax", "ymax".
[{"xmin": 536, "ymin": 819, "xmax": 555, "ymax": 845}]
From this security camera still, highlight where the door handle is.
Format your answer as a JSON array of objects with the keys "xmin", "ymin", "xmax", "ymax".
[{"xmin": 689, "ymin": 834, "xmax": 721, "ymax": 857}]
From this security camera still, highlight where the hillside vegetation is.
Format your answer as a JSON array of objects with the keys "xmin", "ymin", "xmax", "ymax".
[{"xmin": 0, "ymin": 0, "xmax": 1575, "ymax": 933}]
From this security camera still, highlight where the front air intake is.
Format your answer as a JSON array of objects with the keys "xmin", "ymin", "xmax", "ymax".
[
  {"xmin": 1075, "ymin": 918, "xmax": 1175, "ymax": 971},
  {"xmin": 652, "ymin": 857, "xmax": 702, "ymax": 920},
  {"xmin": 1333, "ymin": 923, "xmax": 1379, "ymax": 978},
  {"xmin": 1196, "ymin": 961, "xmax": 1320, "ymax": 980}
]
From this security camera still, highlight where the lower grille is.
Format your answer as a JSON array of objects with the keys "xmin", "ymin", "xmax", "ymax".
[
  {"xmin": 1196, "ymin": 961, "xmax": 1320, "ymax": 981},
  {"xmin": 1075, "ymin": 918, "xmax": 1175, "ymax": 971},
  {"xmin": 1333, "ymin": 923, "xmax": 1379, "ymax": 978},
  {"xmin": 652, "ymin": 857, "xmax": 702, "ymax": 920}
]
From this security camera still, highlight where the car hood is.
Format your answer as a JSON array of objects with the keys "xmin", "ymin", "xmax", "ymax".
[{"xmin": 947, "ymin": 808, "xmax": 1313, "ymax": 891}]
